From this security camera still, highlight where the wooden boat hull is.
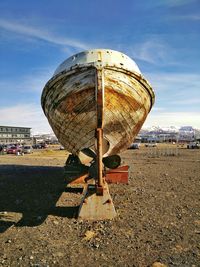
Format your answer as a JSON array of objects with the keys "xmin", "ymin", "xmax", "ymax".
[{"xmin": 41, "ymin": 50, "xmax": 155, "ymax": 156}]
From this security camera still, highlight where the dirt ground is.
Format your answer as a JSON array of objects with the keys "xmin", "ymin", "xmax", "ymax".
[{"xmin": 0, "ymin": 144, "xmax": 199, "ymax": 267}]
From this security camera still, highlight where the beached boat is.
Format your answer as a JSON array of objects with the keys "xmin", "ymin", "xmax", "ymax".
[{"xmin": 41, "ymin": 49, "xmax": 155, "ymax": 156}]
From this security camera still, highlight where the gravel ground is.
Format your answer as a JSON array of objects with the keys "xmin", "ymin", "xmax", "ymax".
[{"xmin": 0, "ymin": 145, "xmax": 199, "ymax": 267}]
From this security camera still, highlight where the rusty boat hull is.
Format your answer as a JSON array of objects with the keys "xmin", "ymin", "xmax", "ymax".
[{"xmin": 41, "ymin": 49, "xmax": 155, "ymax": 156}]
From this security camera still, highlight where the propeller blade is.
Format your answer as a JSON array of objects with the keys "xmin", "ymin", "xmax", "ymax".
[
  {"xmin": 81, "ymin": 148, "xmax": 96, "ymax": 159},
  {"xmin": 102, "ymin": 155, "xmax": 121, "ymax": 169}
]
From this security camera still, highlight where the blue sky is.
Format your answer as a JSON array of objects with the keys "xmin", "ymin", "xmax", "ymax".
[{"xmin": 0, "ymin": 0, "xmax": 200, "ymax": 133}]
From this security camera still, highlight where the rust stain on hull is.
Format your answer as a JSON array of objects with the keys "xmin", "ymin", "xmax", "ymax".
[{"xmin": 59, "ymin": 88, "xmax": 95, "ymax": 114}]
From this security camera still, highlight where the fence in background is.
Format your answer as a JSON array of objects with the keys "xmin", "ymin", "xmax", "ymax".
[{"xmin": 146, "ymin": 147, "xmax": 180, "ymax": 157}]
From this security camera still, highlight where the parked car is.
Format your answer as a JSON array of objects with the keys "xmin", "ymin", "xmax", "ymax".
[
  {"xmin": 145, "ymin": 142, "xmax": 157, "ymax": 147},
  {"xmin": 7, "ymin": 146, "xmax": 21, "ymax": 154},
  {"xmin": 32, "ymin": 144, "xmax": 42, "ymax": 149},
  {"xmin": 60, "ymin": 145, "xmax": 65, "ymax": 150},
  {"xmin": 187, "ymin": 142, "xmax": 200, "ymax": 149},
  {"xmin": 129, "ymin": 143, "xmax": 140, "ymax": 149},
  {"xmin": 22, "ymin": 145, "xmax": 33, "ymax": 154},
  {"xmin": 40, "ymin": 143, "xmax": 48, "ymax": 149},
  {"xmin": 32, "ymin": 143, "xmax": 48, "ymax": 149}
]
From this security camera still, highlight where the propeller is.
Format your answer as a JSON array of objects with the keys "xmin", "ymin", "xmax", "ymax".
[{"xmin": 81, "ymin": 148, "xmax": 121, "ymax": 169}]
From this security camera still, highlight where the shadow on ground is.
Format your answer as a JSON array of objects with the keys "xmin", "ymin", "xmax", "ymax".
[{"xmin": 0, "ymin": 165, "xmax": 80, "ymax": 233}]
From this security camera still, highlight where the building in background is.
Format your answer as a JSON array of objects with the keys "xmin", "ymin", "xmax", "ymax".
[
  {"xmin": 0, "ymin": 126, "xmax": 32, "ymax": 144},
  {"xmin": 178, "ymin": 126, "xmax": 195, "ymax": 142},
  {"xmin": 138, "ymin": 126, "xmax": 199, "ymax": 143}
]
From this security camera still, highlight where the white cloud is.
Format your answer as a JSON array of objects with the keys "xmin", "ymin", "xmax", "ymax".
[
  {"xmin": 145, "ymin": 72, "xmax": 200, "ymax": 94},
  {"xmin": 0, "ymin": 104, "xmax": 52, "ymax": 134},
  {"xmin": 132, "ymin": 40, "xmax": 166, "ymax": 64},
  {"xmin": 174, "ymin": 14, "xmax": 200, "ymax": 20},
  {"xmin": 0, "ymin": 18, "xmax": 89, "ymax": 50},
  {"xmin": 171, "ymin": 98, "xmax": 200, "ymax": 105},
  {"xmin": 130, "ymin": 39, "xmax": 176, "ymax": 65},
  {"xmin": 144, "ymin": 111, "xmax": 200, "ymax": 128},
  {"xmin": 141, "ymin": 72, "xmax": 200, "ymax": 129},
  {"xmin": 158, "ymin": 0, "xmax": 196, "ymax": 7},
  {"xmin": 0, "ymin": 68, "xmax": 54, "ymax": 94}
]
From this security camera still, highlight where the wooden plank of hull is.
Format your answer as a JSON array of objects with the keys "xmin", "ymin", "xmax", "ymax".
[{"xmin": 41, "ymin": 66, "xmax": 152, "ymax": 155}]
